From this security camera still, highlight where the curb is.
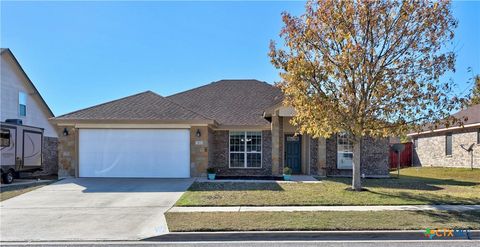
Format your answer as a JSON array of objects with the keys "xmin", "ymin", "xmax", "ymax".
[
  {"xmin": 0, "ymin": 179, "xmax": 56, "ymax": 192},
  {"xmin": 143, "ymin": 230, "xmax": 480, "ymax": 242}
]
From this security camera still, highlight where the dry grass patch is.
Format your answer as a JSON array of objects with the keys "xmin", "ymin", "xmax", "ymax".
[{"xmin": 166, "ymin": 210, "xmax": 480, "ymax": 232}]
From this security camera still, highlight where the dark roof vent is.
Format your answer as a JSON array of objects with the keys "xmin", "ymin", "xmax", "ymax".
[{"xmin": 5, "ymin": 119, "xmax": 23, "ymax": 125}]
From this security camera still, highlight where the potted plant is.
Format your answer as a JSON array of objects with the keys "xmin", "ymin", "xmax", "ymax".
[
  {"xmin": 283, "ymin": 167, "xmax": 292, "ymax": 181},
  {"xmin": 206, "ymin": 167, "xmax": 216, "ymax": 180}
]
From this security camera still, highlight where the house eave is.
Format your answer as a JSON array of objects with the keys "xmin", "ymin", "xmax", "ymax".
[
  {"xmin": 407, "ymin": 122, "xmax": 480, "ymax": 136},
  {"xmin": 214, "ymin": 124, "xmax": 271, "ymax": 131},
  {"xmin": 50, "ymin": 118, "xmax": 216, "ymax": 127}
]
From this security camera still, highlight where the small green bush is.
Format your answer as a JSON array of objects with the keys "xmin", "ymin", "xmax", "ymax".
[
  {"xmin": 283, "ymin": 167, "xmax": 292, "ymax": 175},
  {"xmin": 206, "ymin": 167, "xmax": 216, "ymax": 174}
]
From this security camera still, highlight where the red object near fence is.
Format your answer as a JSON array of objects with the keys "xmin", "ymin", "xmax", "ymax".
[{"xmin": 389, "ymin": 142, "xmax": 412, "ymax": 169}]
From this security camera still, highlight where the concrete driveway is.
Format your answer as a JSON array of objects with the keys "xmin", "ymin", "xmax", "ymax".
[{"xmin": 0, "ymin": 178, "xmax": 193, "ymax": 241}]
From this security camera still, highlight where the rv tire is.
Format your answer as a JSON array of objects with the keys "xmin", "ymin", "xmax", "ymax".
[{"xmin": 2, "ymin": 170, "xmax": 14, "ymax": 184}]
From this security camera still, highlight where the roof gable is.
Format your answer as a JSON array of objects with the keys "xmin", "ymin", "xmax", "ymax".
[
  {"xmin": 1, "ymin": 48, "xmax": 54, "ymax": 117},
  {"xmin": 167, "ymin": 79, "xmax": 283, "ymax": 126}
]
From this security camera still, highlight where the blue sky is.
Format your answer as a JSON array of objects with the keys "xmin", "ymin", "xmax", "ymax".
[{"xmin": 1, "ymin": 1, "xmax": 479, "ymax": 116}]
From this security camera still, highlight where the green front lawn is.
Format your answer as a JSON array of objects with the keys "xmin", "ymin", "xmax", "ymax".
[
  {"xmin": 176, "ymin": 167, "xmax": 480, "ymax": 206},
  {"xmin": 166, "ymin": 210, "xmax": 480, "ymax": 232}
]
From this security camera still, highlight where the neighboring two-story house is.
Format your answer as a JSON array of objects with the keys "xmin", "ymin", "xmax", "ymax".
[{"xmin": 1, "ymin": 48, "xmax": 58, "ymax": 175}]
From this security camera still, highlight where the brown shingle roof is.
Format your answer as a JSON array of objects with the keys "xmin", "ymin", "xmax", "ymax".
[
  {"xmin": 452, "ymin": 104, "xmax": 480, "ymax": 125},
  {"xmin": 167, "ymin": 79, "xmax": 283, "ymax": 126},
  {"xmin": 409, "ymin": 104, "xmax": 480, "ymax": 136},
  {"xmin": 53, "ymin": 91, "xmax": 211, "ymax": 121}
]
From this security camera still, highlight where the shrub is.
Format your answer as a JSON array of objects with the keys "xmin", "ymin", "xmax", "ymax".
[
  {"xmin": 206, "ymin": 167, "xmax": 216, "ymax": 174},
  {"xmin": 283, "ymin": 167, "xmax": 292, "ymax": 175}
]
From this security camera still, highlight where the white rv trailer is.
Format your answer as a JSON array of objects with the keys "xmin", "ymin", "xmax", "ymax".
[{"xmin": 1, "ymin": 120, "xmax": 43, "ymax": 184}]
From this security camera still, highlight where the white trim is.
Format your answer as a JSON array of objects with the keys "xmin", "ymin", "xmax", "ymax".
[
  {"xmin": 216, "ymin": 125, "xmax": 270, "ymax": 131},
  {"xmin": 228, "ymin": 131, "xmax": 263, "ymax": 169},
  {"xmin": 55, "ymin": 123, "xmax": 76, "ymax": 127},
  {"xmin": 278, "ymin": 106, "xmax": 296, "ymax": 117},
  {"xmin": 75, "ymin": 123, "xmax": 193, "ymax": 129},
  {"xmin": 407, "ymin": 123, "xmax": 480, "ymax": 136}
]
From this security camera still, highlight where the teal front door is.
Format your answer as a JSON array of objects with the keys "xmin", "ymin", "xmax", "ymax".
[{"xmin": 285, "ymin": 134, "xmax": 301, "ymax": 174}]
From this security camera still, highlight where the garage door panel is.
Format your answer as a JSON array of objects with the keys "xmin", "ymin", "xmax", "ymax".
[{"xmin": 79, "ymin": 129, "xmax": 190, "ymax": 178}]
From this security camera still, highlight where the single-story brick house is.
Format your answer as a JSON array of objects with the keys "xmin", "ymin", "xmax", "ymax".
[
  {"xmin": 408, "ymin": 104, "xmax": 480, "ymax": 169},
  {"xmin": 51, "ymin": 80, "xmax": 389, "ymax": 178}
]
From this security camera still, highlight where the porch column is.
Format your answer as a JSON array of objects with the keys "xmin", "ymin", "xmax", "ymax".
[
  {"xmin": 317, "ymin": 137, "xmax": 327, "ymax": 176},
  {"xmin": 271, "ymin": 115, "xmax": 283, "ymax": 175},
  {"xmin": 190, "ymin": 126, "xmax": 210, "ymax": 177}
]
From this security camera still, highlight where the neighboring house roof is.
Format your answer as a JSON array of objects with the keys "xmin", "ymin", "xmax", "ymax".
[
  {"xmin": 53, "ymin": 91, "xmax": 212, "ymax": 122},
  {"xmin": 408, "ymin": 104, "xmax": 480, "ymax": 136},
  {"xmin": 167, "ymin": 79, "xmax": 283, "ymax": 126},
  {"xmin": 452, "ymin": 104, "xmax": 480, "ymax": 125},
  {"xmin": 1, "ymin": 48, "xmax": 55, "ymax": 117}
]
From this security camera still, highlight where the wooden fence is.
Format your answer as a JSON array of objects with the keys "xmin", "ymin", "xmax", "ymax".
[{"xmin": 389, "ymin": 142, "xmax": 412, "ymax": 169}]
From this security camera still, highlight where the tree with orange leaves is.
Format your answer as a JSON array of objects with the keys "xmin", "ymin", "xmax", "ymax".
[{"xmin": 270, "ymin": 0, "xmax": 462, "ymax": 190}]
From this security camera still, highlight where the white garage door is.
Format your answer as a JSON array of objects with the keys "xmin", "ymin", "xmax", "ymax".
[{"xmin": 79, "ymin": 129, "xmax": 190, "ymax": 178}]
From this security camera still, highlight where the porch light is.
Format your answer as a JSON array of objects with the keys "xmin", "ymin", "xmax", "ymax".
[
  {"xmin": 63, "ymin": 128, "xmax": 69, "ymax": 136},
  {"xmin": 196, "ymin": 129, "xmax": 201, "ymax": 137}
]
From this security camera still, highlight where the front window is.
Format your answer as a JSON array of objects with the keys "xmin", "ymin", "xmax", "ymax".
[
  {"xmin": 1, "ymin": 129, "xmax": 11, "ymax": 147},
  {"xmin": 445, "ymin": 132, "xmax": 452, "ymax": 156},
  {"xmin": 477, "ymin": 129, "xmax": 480, "ymax": 145},
  {"xmin": 229, "ymin": 131, "xmax": 262, "ymax": 168},
  {"xmin": 19, "ymin": 92, "xmax": 27, "ymax": 117},
  {"xmin": 337, "ymin": 132, "xmax": 353, "ymax": 169}
]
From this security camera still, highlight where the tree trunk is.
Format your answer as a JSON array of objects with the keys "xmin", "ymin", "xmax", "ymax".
[{"xmin": 352, "ymin": 136, "xmax": 362, "ymax": 191}]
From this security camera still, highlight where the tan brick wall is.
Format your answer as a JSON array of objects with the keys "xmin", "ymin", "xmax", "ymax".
[
  {"xmin": 317, "ymin": 137, "xmax": 327, "ymax": 176},
  {"xmin": 190, "ymin": 126, "xmax": 210, "ymax": 177},
  {"xmin": 57, "ymin": 126, "xmax": 77, "ymax": 177},
  {"xmin": 414, "ymin": 127, "xmax": 480, "ymax": 168}
]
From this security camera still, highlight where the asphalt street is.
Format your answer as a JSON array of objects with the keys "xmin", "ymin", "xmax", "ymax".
[
  {"xmin": 0, "ymin": 240, "xmax": 479, "ymax": 247},
  {"xmin": 2, "ymin": 231, "xmax": 479, "ymax": 247}
]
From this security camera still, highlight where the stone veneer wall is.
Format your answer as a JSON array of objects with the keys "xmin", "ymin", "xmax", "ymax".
[
  {"xmin": 309, "ymin": 137, "xmax": 319, "ymax": 175},
  {"xmin": 326, "ymin": 135, "xmax": 389, "ymax": 177},
  {"xmin": 57, "ymin": 126, "xmax": 77, "ymax": 177},
  {"xmin": 190, "ymin": 126, "xmax": 209, "ymax": 177},
  {"xmin": 35, "ymin": 136, "xmax": 58, "ymax": 176},
  {"xmin": 207, "ymin": 127, "xmax": 214, "ymax": 168},
  {"xmin": 210, "ymin": 130, "xmax": 273, "ymax": 176},
  {"xmin": 413, "ymin": 127, "xmax": 479, "ymax": 168}
]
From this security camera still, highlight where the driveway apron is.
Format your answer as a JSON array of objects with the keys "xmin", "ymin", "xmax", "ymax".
[{"xmin": 0, "ymin": 178, "xmax": 193, "ymax": 241}]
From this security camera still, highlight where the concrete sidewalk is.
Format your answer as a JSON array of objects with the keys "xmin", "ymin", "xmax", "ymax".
[
  {"xmin": 169, "ymin": 204, "xmax": 480, "ymax": 213},
  {"xmin": 195, "ymin": 175, "xmax": 321, "ymax": 183}
]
